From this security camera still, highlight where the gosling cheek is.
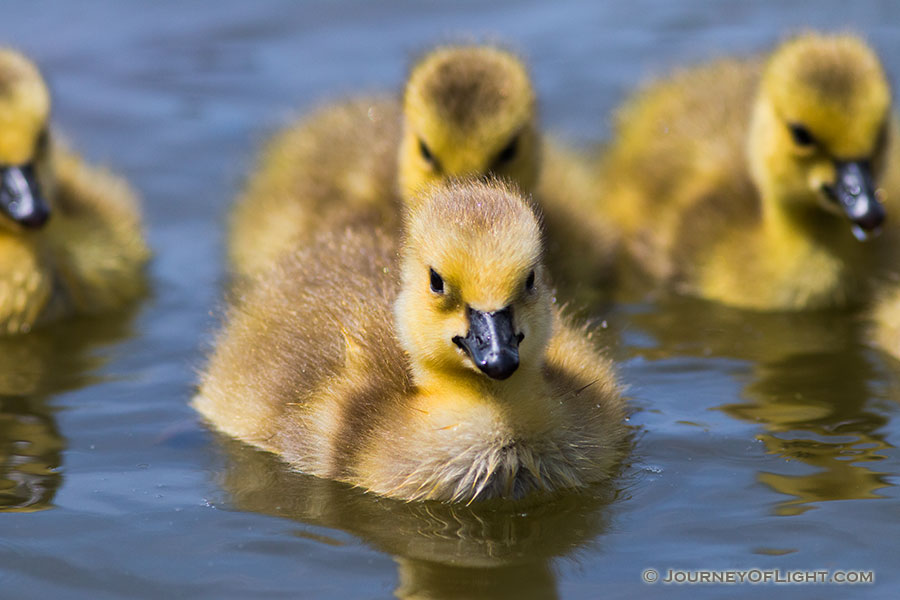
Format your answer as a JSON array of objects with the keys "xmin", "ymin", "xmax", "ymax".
[{"xmin": 807, "ymin": 163, "xmax": 836, "ymax": 195}]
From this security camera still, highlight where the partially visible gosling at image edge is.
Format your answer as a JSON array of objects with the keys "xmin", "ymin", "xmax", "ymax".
[
  {"xmin": 197, "ymin": 180, "xmax": 627, "ymax": 503},
  {"xmin": 228, "ymin": 45, "xmax": 616, "ymax": 292},
  {"xmin": 599, "ymin": 32, "xmax": 897, "ymax": 311},
  {"xmin": 869, "ymin": 286, "xmax": 900, "ymax": 360},
  {"xmin": 0, "ymin": 49, "xmax": 149, "ymax": 334}
]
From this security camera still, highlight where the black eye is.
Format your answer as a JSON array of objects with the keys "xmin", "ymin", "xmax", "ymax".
[
  {"xmin": 525, "ymin": 270, "xmax": 535, "ymax": 292},
  {"xmin": 788, "ymin": 123, "xmax": 815, "ymax": 147},
  {"xmin": 495, "ymin": 136, "xmax": 519, "ymax": 165},
  {"xmin": 429, "ymin": 268, "xmax": 444, "ymax": 294},
  {"xmin": 419, "ymin": 139, "xmax": 435, "ymax": 164}
]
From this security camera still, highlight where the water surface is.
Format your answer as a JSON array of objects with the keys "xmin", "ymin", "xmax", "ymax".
[{"xmin": 2, "ymin": 2, "xmax": 900, "ymax": 598}]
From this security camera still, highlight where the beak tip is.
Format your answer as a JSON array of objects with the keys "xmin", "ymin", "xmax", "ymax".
[
  {"xmin": 855, "ymin": 206, "xmax": 885, "ymax": 233},
  {"xmin": 18, "ymin": 207, "xmax": 50, "ymax": 229},
  {"xmin": 477, "ymin": 351, "xmax": 520, "ymax": 380}
]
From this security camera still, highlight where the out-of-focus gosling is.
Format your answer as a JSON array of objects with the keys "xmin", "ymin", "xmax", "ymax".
[
  {"xmin": 598, "ymin": 32, "xmax": 896, "ymax": 310},
  {"xmin": 0, "ymin": 49, "xmax": 148, "ymax": 334},
  {"xmin": 228, "ymin": 45, "xmax": 615, "ymax": 292}
]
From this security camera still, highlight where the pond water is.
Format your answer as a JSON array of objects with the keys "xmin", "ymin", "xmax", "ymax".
[{"xmin": 2, "ymin": 1, "xmax": 900, "ymax": 598}]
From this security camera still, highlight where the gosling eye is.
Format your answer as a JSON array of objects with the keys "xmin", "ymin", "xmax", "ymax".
[
  {"xmin": 419, "ymin": 139, "xmax": 436, "ymax": 165},
  {"xmin": 429, "ymin": 268, "xmax": 445, "ymax": 294},
  {"xmin": 525, "ymin": 269, "xmax": 535, "ymax": 292},
  {"xmin": 494, "ymin": 136, "xmax": 519, "ymax": 167},
  {"xmin": 788, "ymin": 123, "xmax": 816, "ymax": 147}
]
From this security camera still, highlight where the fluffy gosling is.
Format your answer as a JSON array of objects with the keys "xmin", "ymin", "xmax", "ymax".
[
  {"xmin": 599, "ymin": 32, "xmax": 895, "ymax": 310},
  {"xmin": 198, "ymin": 180, "xmax": 626, "ymax": 503},
  {"xmin": 0, "ymin": 49, "xmax": 148, "ymax": 334}
]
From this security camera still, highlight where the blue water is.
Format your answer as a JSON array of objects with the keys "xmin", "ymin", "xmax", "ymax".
[{"xmin": 2, "ymin": 1, "xmax": 900, "ymax": 598}]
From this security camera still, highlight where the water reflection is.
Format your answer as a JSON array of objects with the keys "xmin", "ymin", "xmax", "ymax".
[
  {"xmin": 624, "ymin": 295, "xmax": 859, "ymax": 362},
  {"xmin": 732, "ymin": 350, "xmax": 892, "ymax": 515},
  {"xmin": 0, "ymin": 309, "xmax": 139, "ymax": 511},
  {"xmin": 393, "ymin": 558, "xmax": 556, "ymax": 600},
  {"xmin": 213, "ymin": 434, "xmax": 619, "ymax": 599},
  {"xmin": 0, "ymin": 396, "xmax": 63, "ymax": 512},
  {"xmin": 627, "ymin": 296, "xmax": 894, "ymax": 515}
]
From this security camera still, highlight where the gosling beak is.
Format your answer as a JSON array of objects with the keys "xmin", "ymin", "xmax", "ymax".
[
  {"xmin": 453, "ymin": 306, "xmax": 524, "ymax": 381},
  {"xmin": 0, "ymin": 164, "xmax": 49, "ymax": 229},
  {"xmin": 824, "ymin": 160, "xmax": 883, "ymax": 239}
]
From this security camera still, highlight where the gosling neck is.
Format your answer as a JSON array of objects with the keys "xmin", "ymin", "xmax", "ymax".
[{"xmin": 411, "ymin": 355, "xmax": 548, "ymax": 408}]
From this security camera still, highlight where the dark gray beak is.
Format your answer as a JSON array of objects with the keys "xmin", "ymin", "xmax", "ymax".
[
  {"xmin": 453, "ymin": 306, "xmax": 524, "ymax": 380},
  {"xmin": 0, "ymin": 164, "xmax": 49, "ymax": 229},
  {"xmin": 824, "ymin": 160, "xmax": 884, "ymax": 238}
]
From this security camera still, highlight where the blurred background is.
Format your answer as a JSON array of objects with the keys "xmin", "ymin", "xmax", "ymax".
[{"xmin": 1, "ymin": 1, "xmax": 899, "ymax": 598}]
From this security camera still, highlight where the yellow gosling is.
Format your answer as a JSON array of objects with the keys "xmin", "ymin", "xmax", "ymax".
[
  {"xmin": 197, "ymin": 180, "xmax": 626, "ymax": 503},
  {"xmin": 395, "ymin": 46, "xmax": 538, "ymax": 205},
  {"xmin": 599, "ymin": 32, "xmax": 896, "ymax": 310},
  {"xmin": 0, "ymin": 49, "xmax": 148, "ymax": 334},
  {"xmin": 228, "ymin": 96, "xmax": 403, "ymax": 278},
  {"xmin": 228, "ymin": 45, "xmax": 614, "ymax": 289}
]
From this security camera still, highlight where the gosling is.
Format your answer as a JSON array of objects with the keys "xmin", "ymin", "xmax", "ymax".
[
  {"xmin": 196, "ymin": 180, "xmax": 626, "ymax": 503},
  {"xmin": 599, "ymin": 32, "xmax": 896, "ymax": 311},
  {"xmin": 228, "ymin": 45, "xmax": 614, "ymax": 289},
  {"xmin": 0, "ymin": 49, "xmax": 148, "ymax": 334}
]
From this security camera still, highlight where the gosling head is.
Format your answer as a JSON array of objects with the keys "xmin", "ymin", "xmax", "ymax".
[
  {"xmin": 394, "ymin": 179, "xmax": 551, "ymax": 383},
  {"xmin": 398, "ymin": 46, "xmax": 539, "ymax": 209},
  {"xmin": 0, "ymin": 49, "xmax": 52, "ymax": 232},
  {"xmin": 748, "ymin": 33, "xmax": 891, "ymax": 240}
]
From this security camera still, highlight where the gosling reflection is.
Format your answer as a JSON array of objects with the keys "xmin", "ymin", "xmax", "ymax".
[
  {"xmin": 0, "ymin": 396, "xmax": 63, "ymax": 511},
  {"xmin": 213, "ymin": 434, "xmax": 619, "ymax": 600},
  {"xmin": 0, "ymin": 309, "xmax": 138, "ymax": 511},
  {"xmin": 394, "ymin": 558, "xmax": 556, "ymax": 600},
  {"xmin": 628, "ymin": 296, "xmax": 892, "ymax": 514},
  {"xmin": 624, "ymin": 295, "xmax": 860, "ymax": 362},
  {"xmin": 0, "ymin": 309, "xmax": 136, "ymax": 396},
  {"xmin": 727, "ymin": 350, "xmax": 891, "ymax": 516}
]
